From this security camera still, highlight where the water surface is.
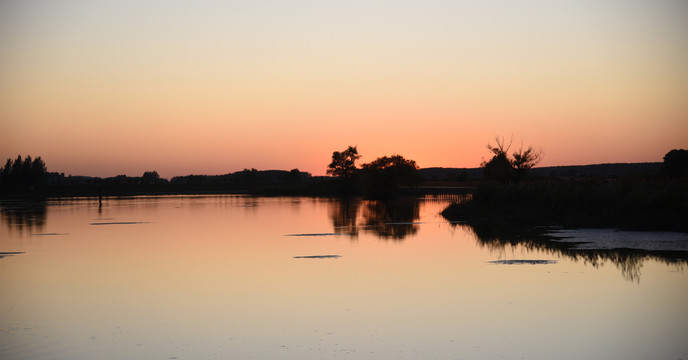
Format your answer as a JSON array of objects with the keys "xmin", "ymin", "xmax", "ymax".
[{"xmin": 1, "ymin": 195, "xmax": 686, "ymax": 359}]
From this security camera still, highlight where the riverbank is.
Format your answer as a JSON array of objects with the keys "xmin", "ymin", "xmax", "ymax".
[{"xmin": 441, "ymin": 178, "xmax": 688, "ymax": 232}]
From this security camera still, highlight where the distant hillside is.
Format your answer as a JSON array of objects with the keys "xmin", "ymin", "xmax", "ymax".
[
  {"xmin": 418, "ymin": 167, "xmax": 483, "ymax": 181},
  {"xmin": 530, "ymin": 163, "xmax": 662, "ymax": 178},
  {"xmin": 419, "ymin": 162, "xmax": 663, "ymax": 181}
]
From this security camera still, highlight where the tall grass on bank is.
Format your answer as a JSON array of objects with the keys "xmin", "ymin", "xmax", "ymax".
[{"xmin": 441, "ymin": 178, "xmax": 688, "ymax": 232}]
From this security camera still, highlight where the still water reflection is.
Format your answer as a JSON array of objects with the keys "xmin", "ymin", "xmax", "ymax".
[
  {"xmin": 1, "ymin": 195, "xmax": 686, "ymax": 360},
  {"xmin": 1, "ymin": 201, "xmax": 47, "ymax": 235},
  {"xmin": 329, "ymin": 198, "xmax": 420, "ymax": 240}
]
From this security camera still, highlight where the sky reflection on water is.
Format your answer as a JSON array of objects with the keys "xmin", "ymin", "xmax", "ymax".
[{"xmin": 1, "ymin": 195, "xmax": 686, "ymax": 360}]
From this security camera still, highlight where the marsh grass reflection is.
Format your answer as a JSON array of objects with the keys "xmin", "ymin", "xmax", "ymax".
[
  {"xmin": 455, "ymin": 221, "xmax": 687, "ymax": 282},
  {"xmin": 0, "ymin": 201, "xmax": 47, "ymax": 236},
  {"xmin": 328, "ymin": 198, "xmax": 421, "ymax": 241}
]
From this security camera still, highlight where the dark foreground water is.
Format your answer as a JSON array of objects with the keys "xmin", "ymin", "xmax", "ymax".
[{"xmin": 1, "ymin": 195, "xmax": 686, "ymax": 360}]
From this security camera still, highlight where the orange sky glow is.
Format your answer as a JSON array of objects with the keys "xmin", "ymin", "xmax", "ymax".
[{"xmin": 1, "ymin": 0, "xmax": 687, "ymax": 178}]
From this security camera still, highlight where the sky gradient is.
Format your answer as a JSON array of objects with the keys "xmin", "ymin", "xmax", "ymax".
[{"xmin": 1, "ymin": 0, "xmax": 687, "ymax": 178}]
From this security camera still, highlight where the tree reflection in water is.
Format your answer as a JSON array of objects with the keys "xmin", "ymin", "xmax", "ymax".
[
  {"xmin": 455, "ymin": 221, "xmax": 687, "ymax": 283},
  {"xmin": 0, "ymin": 201, "xmax": 47, "ymax": 236},
  {"xmin": 328, "ymin": 199, "xmax": 361, "ymax": 238},
  {"xmin": 361, "ymin": 198, "xmax": 420, "ymax": 240},
  {"xmin": 328, "ymin": 198, "xmax": 420, "ymax": 241}
]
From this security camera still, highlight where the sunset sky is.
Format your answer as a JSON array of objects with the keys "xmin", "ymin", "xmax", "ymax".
[{"xmin": 1, "ymin": 0, "xmax": 686, "ymax": 178}]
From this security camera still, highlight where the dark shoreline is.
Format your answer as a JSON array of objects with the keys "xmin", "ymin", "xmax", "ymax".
[
  {"xmin": 440, "ymin": 178, "xmax": 688, "ymax": 232},
  {"xmin": 0, "ymin": 179, "xmax": 471, "ymax": 200},
  {"xmin": 0, "ymin": 182, "xmax": 324, "ymax": 199}
]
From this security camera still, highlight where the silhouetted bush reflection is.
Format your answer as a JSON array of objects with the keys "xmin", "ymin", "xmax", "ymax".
[
  {"xmin": 361, "ymin": 198, "xmax": 420, "ymax": 240},
  {"xmin": 328, "ymin": 198, "xmax": 421, "ymax": 241},
  {"xmin": 328, "ymin": 199, "xmax": 361, "ymax": 238}
]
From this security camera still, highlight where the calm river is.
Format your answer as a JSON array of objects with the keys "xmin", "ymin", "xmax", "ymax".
[{"xmin": 1, "ymin": 195, "xmax": 686, "ymax": 360}]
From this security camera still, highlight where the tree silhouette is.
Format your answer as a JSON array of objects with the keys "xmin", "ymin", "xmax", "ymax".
[
  {"xmin": 361, "ymin": 155, "xmax": 420, "ymax": 198},
  {"xmin": 0, "ymin": 155, "xmax": 47, "ymax": 190},
  {"xmin": 512, "ymin": 145, "xmax": 543, "ymax": 182},
  {"xmin": 482, "ymin": 153, "xmax": 514, "ymax": 183},
  {"xmin": 141, "ymin": 171, "xmax": 160, "ymax": 184},
  {"xmin": 327, "ymin": 146, "xmax": 361, "ymax": 178},
  {"xmin": 482, "ymin": 136, "xmax": 542, "ymax": 183},
  {"xmin": 286, "ymin": 168, "xmax": 305, "ymax": 183}
]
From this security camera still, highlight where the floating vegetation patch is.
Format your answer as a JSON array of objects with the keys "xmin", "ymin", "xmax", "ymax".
[
  {"xmin": 488, "ymin": 260, "xmax": 557, "ymax": 265},
  {"xmin": 546, "ymin": 229, "xmax": 688, "ymax": 252},
  {"xmin": 0, "ymin": 252, "xmax": 25, "ymax": 259},
  {"xmin": 89, "ymin": 222, "xmax": 149, "ymax": 225},
  {"xmin": 385, "ymin": 222, "xmax": 426, "ymax": 225},
  {"xmin": 285, "ymin": 233, "xmax": 347, "ymax": 237},
  {"xmin": 293, "ymin": 255, "xmax": 341, "ymax": 259}
]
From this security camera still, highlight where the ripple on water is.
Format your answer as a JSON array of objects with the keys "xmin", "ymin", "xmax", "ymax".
[{"xmin": 0, "ymin": 325, "xmax": 82, "ymax": 360}]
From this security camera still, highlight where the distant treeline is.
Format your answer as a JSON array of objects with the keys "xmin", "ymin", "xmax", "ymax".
[
  {"xmin": 1, "ymin": 155, "xmax": 47, "ymax": 189},
  {"xmin": 2, "ymin": 148, "xmax": 686, "ymax": 200},
  {"xmin": 39, "ymin": 163, "xmax": 671, "ymax": 186},
  {"xmin": 0, "ymin": 163, "xmax": 318, "ymax": 198},
  {"xmin": 420, "ymin": 162, "xmax": 665, "ymax": 181},
  {"xmin": 45, "ymin": 170, "xmax": 168, "ymax": 186},
  {"xmin": 170, "ymin": 168, "xmax": 310, "ymax": 185},
  {"xmin": 34, "ymin": 169, "xmax": 311, "ymax": 187}
]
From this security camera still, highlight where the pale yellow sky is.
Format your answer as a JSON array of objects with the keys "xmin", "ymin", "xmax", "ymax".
[{"xmin": 1, "ymin": 0, "xmax": 686, "ymax": 178}]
